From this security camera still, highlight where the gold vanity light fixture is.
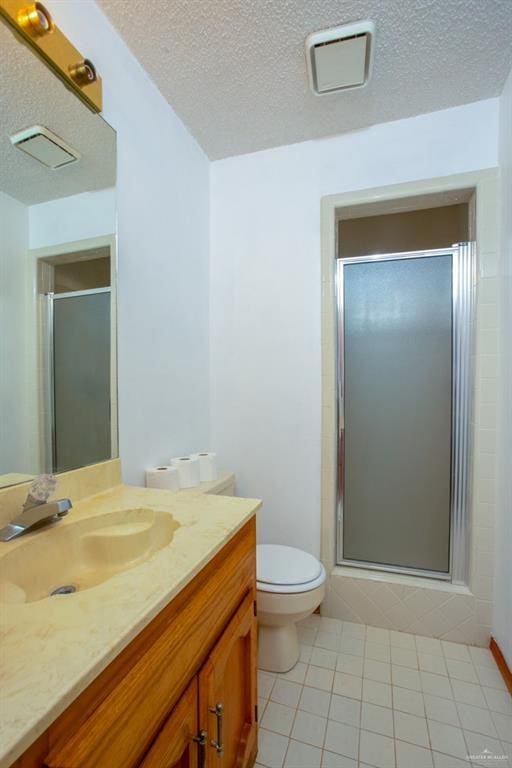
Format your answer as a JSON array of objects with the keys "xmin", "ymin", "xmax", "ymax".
[
  {"xmin": 17, "ymin": 1, "xmax": 53, "ymax": 36},
  {"xmin": 68, "ymin": 58, "xmax": 97, "ymax": 87},
  {"xmin": 0, "ymin": 0, "xmax": 102, "ymax": 112}
]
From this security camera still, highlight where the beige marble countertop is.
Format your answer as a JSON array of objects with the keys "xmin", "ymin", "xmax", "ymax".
[{"xmin": 0, "ymin": 480, "xmax": 260, "ymax": 767}]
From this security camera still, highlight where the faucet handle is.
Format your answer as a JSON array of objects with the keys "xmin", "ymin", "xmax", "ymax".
[
  {"xmin": 24, "ymin": 474, "xmax": 58, "ymax": 509},
  {"xmin": 55, "ymin": 499, "xmax": 72, "ymax": 517}
]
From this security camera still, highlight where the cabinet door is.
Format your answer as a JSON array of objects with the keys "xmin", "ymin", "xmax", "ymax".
[
  {"xmin": 139, "ymin": 678, "xmax": 200, "ymax": 768},
  {"xmin": 199, "ymin": 593, "xmax": 257, "ymax": 768}
]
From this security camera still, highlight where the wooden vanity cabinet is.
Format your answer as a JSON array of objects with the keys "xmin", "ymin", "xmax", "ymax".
[
  {"xmin": 141, "ymin": 593, "xmax": 257, "ymax": 768},
  {"xmin": 11, "ymin": 518, "xmax": 257, "ymax": 768},
  {"xmin": 139, "ymin": 678, "xmax": 200, "ymax": 768},
  {"xmin": 199, "ymin": 594, "xmax": 257, "ymax": 768}
]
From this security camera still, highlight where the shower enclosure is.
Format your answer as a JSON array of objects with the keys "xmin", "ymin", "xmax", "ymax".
[
  {"xmin": 336, "ymin": 244, "xmax": 474, "ymax": 583},
  {"xmin": 49, "ymin": 288, "xmax": 112, "ymax": 473}
]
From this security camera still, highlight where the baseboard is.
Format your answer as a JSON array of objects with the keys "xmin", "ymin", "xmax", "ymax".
[{"xmin": 489, "ymin": 636, "xmax": 512, "ymax": 695}]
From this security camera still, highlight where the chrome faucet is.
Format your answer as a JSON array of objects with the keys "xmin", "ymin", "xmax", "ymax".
[{"xmin": 0, "ymin": 475, "xmax": 72, "ymax": 542}]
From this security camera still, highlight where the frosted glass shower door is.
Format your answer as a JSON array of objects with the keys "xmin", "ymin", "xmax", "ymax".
[
  {"xmin": 53, "ymin": 289, "xmax": 111, "ymax": 473},
  {"xmin": 340, "ymin": 254, "xmax": 453, "ymax": 574}
]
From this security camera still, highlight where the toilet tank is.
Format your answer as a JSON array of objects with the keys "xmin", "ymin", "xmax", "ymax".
[{"xmin": 204, "ymin": 473, "xmax": 236, "ymax": 497}]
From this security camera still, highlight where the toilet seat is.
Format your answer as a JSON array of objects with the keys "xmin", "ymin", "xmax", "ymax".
[{"xmin": 256, "ymin": 544, "xmax": 326, "ymax": 594}]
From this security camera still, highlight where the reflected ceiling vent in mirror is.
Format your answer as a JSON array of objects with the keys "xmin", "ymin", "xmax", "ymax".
[
  {"xmin": 306, "ymin": 20, "xmax": 375, "ymax": 95},
  {"xmin": 10, "ymin": 125, "xmax": 81, "ymax": 169}
]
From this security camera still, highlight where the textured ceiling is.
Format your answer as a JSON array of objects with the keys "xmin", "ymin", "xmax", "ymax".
[
  {"xmin": 0, "ymin": 22, "xmax": 115, "ymax": 205},
  {"xmin": 98, "ymin": 0, "xmax": 512, "ymax": 160}
]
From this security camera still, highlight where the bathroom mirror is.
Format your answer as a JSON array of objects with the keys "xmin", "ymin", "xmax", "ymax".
[{"xmin": 0, "ymin": 18, "xmax": 117, "ymax": 487}]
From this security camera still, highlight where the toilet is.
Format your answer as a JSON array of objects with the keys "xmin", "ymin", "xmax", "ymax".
[{"xmin": 256, "ymin": 544, "xmax": 326, "ymax": 673}]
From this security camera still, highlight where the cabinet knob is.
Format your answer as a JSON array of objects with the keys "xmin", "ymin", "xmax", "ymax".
[
  {"xmin": 193, "ymin": 730, "xmax": 207, "ymax": 746},
  {"xmin": 193, "ymin": 729, "xmax": 208, "ymax": 768}
]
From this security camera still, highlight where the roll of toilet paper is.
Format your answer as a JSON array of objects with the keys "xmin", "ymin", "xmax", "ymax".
[
  {"xmin": 170, "ymin": 456, "xmax": 200, "ymax": 488},
  {"xmin": 145, "ymin": 465, "xmax": 180, "ymax": 491},
  {"xmin": 191, "ymin": 452, "xmax": 218, "ymax": 482}
]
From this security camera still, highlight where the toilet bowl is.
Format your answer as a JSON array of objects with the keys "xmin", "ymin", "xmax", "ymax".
[{"xmin": 256, "ymin": 544, "xmax": 326, "ymax": 673}]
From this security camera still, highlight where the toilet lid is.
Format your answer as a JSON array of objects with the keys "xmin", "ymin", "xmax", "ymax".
[{"xmin": 257, "ymin": 544, "xmax": 322, "ymax": 586}]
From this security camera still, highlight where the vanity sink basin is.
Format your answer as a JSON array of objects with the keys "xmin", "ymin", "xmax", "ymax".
[{"xmin": 0, "ymin": 508, "xmax": 180, "ymax": 604}]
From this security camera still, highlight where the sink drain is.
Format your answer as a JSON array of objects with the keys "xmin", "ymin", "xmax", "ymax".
[{"xmin": 50, "ymin": 584, "xmax": 77, "ymax": 596}]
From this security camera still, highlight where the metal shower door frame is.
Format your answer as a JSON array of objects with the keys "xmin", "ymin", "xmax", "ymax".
[{"xmin": 335, "ymin": 244, "xmax": 475, "ymax": 584}]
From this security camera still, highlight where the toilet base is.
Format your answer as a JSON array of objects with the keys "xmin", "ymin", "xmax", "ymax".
[{"xmin": 258, "ymin": 623, "xmax": 299, "ymax": 673}]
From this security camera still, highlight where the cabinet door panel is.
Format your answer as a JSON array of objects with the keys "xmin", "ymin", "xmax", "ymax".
[
  {"xmin": 199, "ymin": 593, "xmax": 257, "ymax": 768},
  {"xmin": 139, "ymin": 678, "xmax": 198, "ymax": 768}
]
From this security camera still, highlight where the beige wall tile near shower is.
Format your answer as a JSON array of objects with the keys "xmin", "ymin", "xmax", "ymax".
[
  {"xmin": 323, "ymin": 589, "xmax": 359, "ymax": 624},
  {"xmin": 477, "ymin": 302, "xmax": 499, "ymax": 330},
  {"xmin": 322, "ymin": 343, "xmax": 336, "ymax": 391},
  {"xmin": 474, "ymin": 526, "xmax": 495, "ymax": 554},
  {"xmin": 474, "ymin": 453, "xmax": 497, "ymax": 479},
  {"xmin": 321, "ymin": 438, "xmax": 336, "ymax": 478},
  {"xmin": 370, "ymin": 585, "xmax": 402, "ymax": 613},
  {"xmin": 471, "ymin": 552, "xmax": 494, "ymax": 581},
  {"xmin": 476, "ymin": 180, "xmax": 499, "ymax": 253},
  {"xmin": 476, "ymin": 328, "xmax": 499, "ymax": 356},
  {"xmin": 439, "ymin": 596, "xmax": 475, "ymax": 627},
  {"xmin": 473, "ymin": 502, "xmax": 495, "ymax": 528},
  {"xmin": 474, "ymin": 478, "xmax": 497, "ymax": 505},
  {"xmin": 321, "ymin": 309, "xmax": 336, "ymax": 353},
  {"xmin": 475, "ymin": 402, "xmax": 498, "ymax": 430},
  {"xmin": 321, "ymin": 255, "xmax": 335, "ymax": 284},
  {"xmin": 476, "ymin": 600, "xmax": 493, "ymax": 626},
  {"xmin": 321, "ymin": 279, "xmax": 335, "ymax": 312},
  {"xmin": 475, "ymin": 378, "xmax": 498, "ymax": 405},
  {"xmin": 478, "ymin": 251, "xmax": 498, "ymax": 279},
  {"xmin": 385, "ymin": 603, "xmax": 415, "ymax": 633},
  {"xmin": 321, "ymin": 309, "xmax": 335, "ymax": 346},
  {"xmin": 476, "ymin": 277, "xmax": 499, "ymax": 305},
  {"xmin": 476, "ymin": 355, "xmax": 499, "ymax": 380},
  {"xmin": 472, "ymin": 574, "xmax": 494, "ymax": 602},
  {"xmin": 321, "ymin": 404, "xmax": 336, "ymax": 441},
  {"xmin": 474, "ymin": 427, "xmax": 497, "ymax": 454}
]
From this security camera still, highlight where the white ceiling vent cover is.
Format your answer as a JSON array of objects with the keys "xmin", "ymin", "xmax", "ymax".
[
  {"xmin": 10, "ymin": 126, "xmax": 81, "ymax": 169},
  {"xmin": 306, "ymin": 20, "xmax": 375, "ymax": 95}
]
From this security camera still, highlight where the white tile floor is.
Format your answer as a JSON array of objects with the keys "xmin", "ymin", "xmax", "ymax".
[{"xmin": 255, "ymin": 616, "xmax": 512, "ymax": 768}]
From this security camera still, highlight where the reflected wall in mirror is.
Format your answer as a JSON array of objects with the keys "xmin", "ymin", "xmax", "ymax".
[{"xmin": 0, "ymin": 17, "xmax": 117, "ymax": 487}]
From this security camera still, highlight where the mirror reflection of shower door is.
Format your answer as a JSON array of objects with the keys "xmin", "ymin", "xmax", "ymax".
[
  {"xmin": 337, "ymin": 246, "xmax": 473, "ymax": 580},
  {"xmin": 52, "ymin": 288, "xmax": 111, "ymax": 473}
]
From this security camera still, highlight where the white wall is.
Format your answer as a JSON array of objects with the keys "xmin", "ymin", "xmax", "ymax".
[
  {"xmin": 493, "ymin": 68, "xmax": 512, "ymax": 667},
  {"xmin": 46, "ymin": 1, "xmax": 211, "ymax": 484},
  {"xmin": 0, "ymin": 192, "xmax": 39, "ymax": 474},
  {"xmin": 210, "ymin": 99, "xmax": 500, "ymax": 556},
  {"xmin": 29, "ymin": 188, "xmax": 116, "ymax": 250}
]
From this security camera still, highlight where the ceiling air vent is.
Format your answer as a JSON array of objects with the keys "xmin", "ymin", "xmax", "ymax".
[
  {"xmin": 306, "ymin": 20, "xmax": 375, "ymax": 95},
  {"xmin": 10, "ymin": 126, "xmax": 81, "ymax": 169}
]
